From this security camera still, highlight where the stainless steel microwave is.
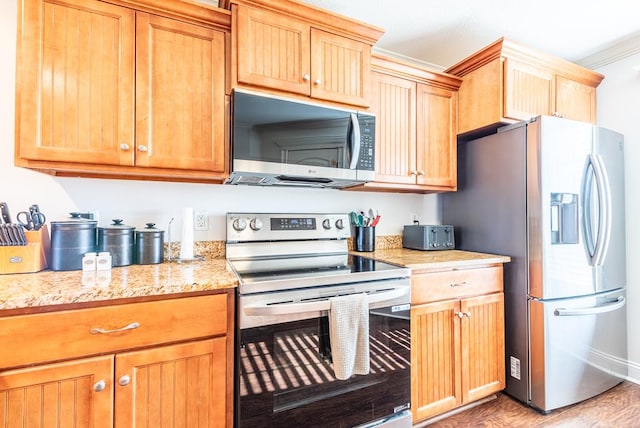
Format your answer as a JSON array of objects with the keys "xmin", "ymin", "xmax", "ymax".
[{"xmin": 226, "ymin": 90, "xmax": 375, "ymax": 189}]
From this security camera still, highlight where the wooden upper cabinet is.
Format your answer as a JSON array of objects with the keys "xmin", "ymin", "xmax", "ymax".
[
  {"xmin": 15, "ymin": 0, "xmax": 135, "ymax": 166},
  {"xmin": 370, "ymin": 72, "xmax": 416, "ymax": 185},
  {"xmin": 446, "ymin": 37, "xmax": 604, "ymax": 138},
  {"xmin": 235, "ymin": 5, "xmax": 310, "ymax": 95},
  {"xmin": 416, "ymin": 84, "xmax": 457, "ymax": 188},
  {"xmin": 230, "ymin": 0, "xmax": 383, "ymax": 108},
  {"xmin": 136, "ymin": 12, "xmax": 227, "ymax": 173},
  {"xmin": 15, "ymin": 0, "xmax": 231, "ymax": 182},
  {"xmin": 310, "ymin": 28, "xmax": 371, "ymax": 106},
  {"xmin": 360, "ymin": 55, "xmax": 460, "ymax": 194}
]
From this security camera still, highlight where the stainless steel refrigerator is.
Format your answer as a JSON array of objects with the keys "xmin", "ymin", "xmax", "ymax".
[{"xmin": 442, "ymin": 115, "xmax": 628, "ymax": 412}]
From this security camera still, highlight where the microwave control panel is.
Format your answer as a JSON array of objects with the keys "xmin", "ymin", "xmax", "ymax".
[{"xmin": 357, "ymin": 114, "xmax": 375, "ymax": 171}]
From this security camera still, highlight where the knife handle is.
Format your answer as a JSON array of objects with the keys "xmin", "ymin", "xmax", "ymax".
[{"xmin": 0, "ymin": 202, "xmax": 11, "ymax": 224}]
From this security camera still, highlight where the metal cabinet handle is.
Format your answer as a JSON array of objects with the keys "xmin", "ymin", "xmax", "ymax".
[
  {"xmin": 119, "ymin": 143, "xmax": 130, "ymax": 151},
  {"xmin": 303, "ymin": 74, "xmax": 310, "ymax": 81},
  {"xmin": 94, "ymin": 380, "xmax": 106, "ymax": 392},
  {"xmin": 450, "ymin": 281, "xmax": 468, "ymax": 287},
  {"xmin": 90, "ymin": 322, "xmax": 140, "ymax": 335},
  {"xmin": 118, "ymin": 375, "xmax": 131, "ymax": 387},
  {"xmin": 137, "ymin": 145, "xmax": 148, "ymax": 152}
]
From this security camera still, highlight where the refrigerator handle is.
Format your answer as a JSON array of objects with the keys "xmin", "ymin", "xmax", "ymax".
[
  {"xmin": 554, "ymin": 295, "xmax": 625, "ymax": 316},
  {"xmin": 580, "ymin": 154, "xmax": 612, "ymax": 266}
]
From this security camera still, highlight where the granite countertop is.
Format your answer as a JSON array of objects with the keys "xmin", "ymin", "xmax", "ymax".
[
  {"xmin": 0, "ymin": 240, "xmax": 509, "ymax": 313},
  {"xmin": 353, "ymin": 248, "xmax": 511, "ymax": 271},
  {"xmin": 0, "ymin": 259, "xmax": 238, "ymax": 312}
]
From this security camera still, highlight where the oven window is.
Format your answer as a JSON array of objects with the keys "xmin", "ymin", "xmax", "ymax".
[{"xmin": 237, "ymin": 308, "xmax": 410, "ymax": 427}]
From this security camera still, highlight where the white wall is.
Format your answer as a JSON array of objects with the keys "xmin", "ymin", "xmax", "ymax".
[
  {"xmin": 0, "ymin": 1, "xmax": 438, "ymax": 242},
  {"xmin": 595, "ymin": 53, "xmax": 640, "ymax": 383}
]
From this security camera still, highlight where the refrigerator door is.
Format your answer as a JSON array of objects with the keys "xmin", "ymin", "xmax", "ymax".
[
  {"xmin": 529, "ymin": 288, "xmax": 628, "ymax": 412},
  {"xmin": 591, "ymin": 127, "xmax": 626, "ymax": 292},
  {"xmin": 528, "ymin": 116, "xmax": 622, "ymax": 300}
]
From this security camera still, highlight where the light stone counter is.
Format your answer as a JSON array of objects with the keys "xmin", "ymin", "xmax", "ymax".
[
  {"xmin": 0, "ymin": 259, "xmax": 238, "ymax": 312},
  {"xmin": 352, "ymin": 248, "xmax": 510, "ymax": 271}
]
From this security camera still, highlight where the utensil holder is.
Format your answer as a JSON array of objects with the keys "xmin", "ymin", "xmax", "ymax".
[
  {"xmin": 0, "ymin": 225, "xmax": 50, "ymax": 274},
  {"xmin": 355, "ymin": 226, "xmax": 375, "ymax": 252}
]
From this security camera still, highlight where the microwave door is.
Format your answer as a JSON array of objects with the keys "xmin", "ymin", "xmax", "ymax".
[{"xmin": 348, "ymin": 113, "xmax": 361, "ymax": 170}]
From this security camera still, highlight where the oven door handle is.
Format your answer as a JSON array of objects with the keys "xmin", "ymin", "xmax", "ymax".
[{"xmin": 243, "ymin": 287, "xmax": 409, "ymax": 317}]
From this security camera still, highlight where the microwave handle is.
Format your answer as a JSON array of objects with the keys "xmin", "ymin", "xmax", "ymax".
[{"xmin": 348, "ymin": 113, "xmax": 361, "ymax": 170}]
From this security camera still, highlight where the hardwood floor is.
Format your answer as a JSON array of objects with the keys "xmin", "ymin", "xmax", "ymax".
[{"xmin": 424, "ymin": 381, "xmax": 640, "ymax": 428}]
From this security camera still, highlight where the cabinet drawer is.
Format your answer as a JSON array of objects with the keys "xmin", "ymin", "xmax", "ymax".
[
  {"xmin": 412, "ymin": 266, "xmax": 503, "ymax": 304},
  {"xmin": 0, "ymin": 293, "xmax": 228, "ymax": 369}
]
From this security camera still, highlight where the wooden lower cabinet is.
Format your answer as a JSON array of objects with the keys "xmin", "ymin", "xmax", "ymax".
[
  {"xmin": 0, "ymin": 293, "xmax": 232, "ymax": 428},
  {"xmin": 0, "ymin": 356, "xmax": 113, "ymax": 427},
  {"xmin": 411, "ymin": 267, "xmax": 505, "ymax": 423}
]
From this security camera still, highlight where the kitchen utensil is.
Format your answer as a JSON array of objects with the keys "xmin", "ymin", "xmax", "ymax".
[
  {"xmin": 0, "ymin": 202, "xmax": 11, "ymax": 224},
  {"xmin": 50, "ymin": 219, "xmax": 97, "ymax": 271},
  {"xmin": 135, "ymin": 223, "xmax": 165, "ymax": 265},
  {"xmin": 97, "ymin": 219, "xmax": 134, "ymax": 267},
  {"xmin": 355, "ymin": 226, "xmax": 375, "ymax": 252},
  {"xmin": 17, "ymin": 206, "xmax": 46, "ymax": 231},
  {"xmin": 371, "ymin": 215, "xmax": 381, "ymax": 227}
]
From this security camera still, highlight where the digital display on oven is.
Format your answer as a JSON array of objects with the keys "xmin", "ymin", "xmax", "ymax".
[{"xmin": 271, "ymin": 217, "xmax": 316, "ymax": 230}]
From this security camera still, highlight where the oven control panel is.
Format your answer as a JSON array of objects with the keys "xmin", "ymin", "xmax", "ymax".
[{"xmin": 226, "ymin": 213, "xmax": 351, "ymax": 242}]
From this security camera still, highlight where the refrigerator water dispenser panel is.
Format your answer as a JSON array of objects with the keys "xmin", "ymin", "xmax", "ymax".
[{"xmin": 551, "ymin": 193, "xmax": 578, "ymax": 244}]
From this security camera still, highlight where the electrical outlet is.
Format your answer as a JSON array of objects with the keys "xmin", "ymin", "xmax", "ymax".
[{"xmin": 194, "ymin": 212, "xmax": 209, "ymax": 231}]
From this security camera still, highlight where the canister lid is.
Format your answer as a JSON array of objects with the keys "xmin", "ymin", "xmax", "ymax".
[
  {"xmin": 98, "ymin": 219, "xmax": 135, "ymax": 232},
  {"xmin": 135, "ymin": 223, "xmax": 164, "ymax": 237}
]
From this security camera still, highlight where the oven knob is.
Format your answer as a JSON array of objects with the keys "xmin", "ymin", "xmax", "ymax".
[
  {"xmin": 335, "ymin": 218, "xmax": 345, "ymax": 230},
  {"xmin": 322, "ymin": 218, "xmax": 332, "ymax": 230},
  {"xmin": 233, "ymin": 218, "xmax": 247, "ymax": 231},
  {"xmin": 250, "ymin": 218, "xmax": 263, "ymax": 231}
]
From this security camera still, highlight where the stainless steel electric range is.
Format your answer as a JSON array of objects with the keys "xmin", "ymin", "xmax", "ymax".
[{"xmin": 226, "ymin": 212, "xmax": 412, "ymax": 428}]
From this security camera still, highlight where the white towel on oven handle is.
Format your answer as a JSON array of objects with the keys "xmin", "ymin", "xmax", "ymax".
[{"xmin": 329, "ymin": 292, "xmax": 370, "ymax": 380}]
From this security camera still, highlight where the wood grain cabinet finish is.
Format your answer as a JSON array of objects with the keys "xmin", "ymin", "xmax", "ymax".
[
  {"xmin": 410, "ymin": 266, "xmax": 506, "ymax": 423},
  {"xmin": 230, "ymin": 0, "xmax": 383, "ymax": 108},
  {"xmin": 446, "ymin": 37, "xmax": 603, "ymax": 137},
  {"xmin": 0, "ymin": 292, "xmax": 233, "ymax": 428},
  {"xmin": 15, "ymin": 0, "xmax": 230, "ymax": 183},
  {"xmin": 361, "ymin": 55, "xmax": 461, "ymax": 193}
]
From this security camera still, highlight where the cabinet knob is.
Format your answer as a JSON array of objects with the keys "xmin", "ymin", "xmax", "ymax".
[
  {"xmin": 314, "ymin": 78, "xmax": 322, "ymax": 85},
  {"xmin": 119, "ymin": 143, "xmax": 130, "ymax": 151},
  {"xmin": 410, "ymin": 170, "xmax": 418, "ymax": 176},
  {"xmin": 303, "ymin": 74, "xmax": 310, "ymax": 82},
  {"xmin": 464, "ymin": 311, "xmax": 472, "ymax": 318},
  {"xmin": 137, "ymin": 145, "xmax": 148, "ymax": 152},
  {"xmin": 417, "ymin": 170, "xmax": 424, "ymax": 176},
  {"xmin": 119, "ymin": 375, "xmax": 131, "ymax": 387},
  {"xmin": 94, "ymin": 380, "xmax": 107, "ymax": 392},
  {"xmin": 456, "ymin": 312, "xmax": 464, "ymax": 318}
]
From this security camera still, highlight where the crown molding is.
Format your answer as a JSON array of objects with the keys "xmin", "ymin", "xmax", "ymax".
[
  {"xmin": 372, "ymin": 46, "xmax": 446, "ymax": 72},
  {"xmin": 577, "ymin": 31, "xmax": 640, "ymax": 69}
]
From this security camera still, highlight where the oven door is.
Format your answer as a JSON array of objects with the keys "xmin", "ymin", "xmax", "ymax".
[{"xmin": 236, "ymin": 282, "xmax": 411, "ymax": 428}]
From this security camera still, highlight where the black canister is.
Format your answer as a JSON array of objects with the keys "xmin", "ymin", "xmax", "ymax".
[
  {"xmin": 135, "ymin": 223, "xmax": 165, "ymax": 264},
  {"xmin": 97, "ymin": 219, "xmax": 135, "ymax": 267},
  {"xmin": 50, "ymin": 220, "xmax": 98, "ymax": 271}
]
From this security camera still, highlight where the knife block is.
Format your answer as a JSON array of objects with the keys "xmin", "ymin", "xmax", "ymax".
[{"xmin": 0, "ymin": 225, "xmax": 50, "ymax": 274}]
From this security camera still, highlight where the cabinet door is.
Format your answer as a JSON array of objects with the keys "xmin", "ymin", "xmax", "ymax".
[
  {"xmin": 235, "ymin": 5, "xmax": 310, "ymax": 95},
  {"xmin": 460, "ymin": 292, "xmax": 505, "ymax": 403},
  {"xmin": 411, "ymin": 300, "xmax": 462, "ymax": 422},
  {"xmin": 416, "ymin": 84, "xmax": 457, "ymax": 189},
  {"xmin": 503, "ymin": 58, "xmax": 553, "ymax": 120},
  {"xmin": 310, "ymin": 29, "xmax": 371, "ymax": 107},
  {"xmin": 16, "ymin": 0, "xmax": 135, "ymax": 165},
  {"xmin": 555, "ymin": 75, "xmax": 597, "ymax": 123},
  {"xmin": 371, "ymin": 72, "xmax": 416, "ymax": 184},
  {"xmin": 115, "ymin": 338, "xmax": 227, "ymax": 428},
  {"xmin": 136, "ymin": 13, "xmax": 227, "ymax": 173},
  {"xmin": 0, "ymin": 356, "xmax": 113, "ymax": 428}
]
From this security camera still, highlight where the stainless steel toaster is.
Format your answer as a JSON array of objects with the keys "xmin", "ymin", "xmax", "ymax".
[{"xmin": 402, "ymin": 224, "xmax": 455, "ymax": 250}]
